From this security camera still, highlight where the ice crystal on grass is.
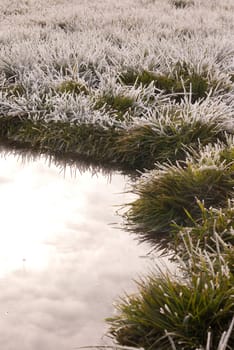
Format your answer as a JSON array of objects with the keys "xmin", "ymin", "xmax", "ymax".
[
  {"xmin": 171, "ymin": 200, "xmax": 234, "ymax": 260},
  {"xmin": 107, "ymin": 243, "xmax": 234, "ymax": 350}
]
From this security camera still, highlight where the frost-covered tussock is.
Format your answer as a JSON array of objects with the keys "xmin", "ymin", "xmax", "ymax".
[{"xmin": 0, "ymin": 0, "xmax": 233, "ymax": 167}]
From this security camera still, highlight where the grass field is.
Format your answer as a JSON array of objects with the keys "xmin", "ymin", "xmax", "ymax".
[{"xmin": 0, "ymin": 0, "xmax": 233, "ymax": 349}]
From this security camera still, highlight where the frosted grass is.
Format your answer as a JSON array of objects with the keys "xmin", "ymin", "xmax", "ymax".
[
  {"xmin": 0, "ymin": 1, "xmax": 233, "ymax": 348},
  {"xmin": 0, "ymin": 0, "xmax": 234, "ymax": 127}
]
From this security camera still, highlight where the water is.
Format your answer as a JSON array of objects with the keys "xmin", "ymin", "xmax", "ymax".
[{"xmin": 0, "ymin": 152, "xmax": 153, "ymax": 350}]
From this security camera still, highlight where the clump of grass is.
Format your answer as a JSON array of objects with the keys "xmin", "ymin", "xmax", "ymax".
[
  {"xmin": 183, "ymin": 72, "xmax": 209, "ymax": 102},
  {"xmin": 0, "ymin": 115, "xmax": 25, "ymax": 138},
  {"xmin": 1, "ymin": 83, "xmax": 26, "ymax": 97},
  {"xmin": 56, "ymin": 79, "xmax": 89, "ymax": 95},
  {"xmin": 171, "ymin": 0, "xmax": 194, "ymax": 9},
  {"xmin": 171, "ymin": 200, "xmax": 234, "ymax": 259},
  {"xmin": 124, "ymin": 151, "xmax": 234, "ymax": 246},
  {"xmin": 107, "ymin": 257, "xmax": 234, "ymax": 349},
  {"xmin": 224, "ymin": 246, "xmax": 234, "ymax": 275},
  {"xmin": 78, "ymin": 62, "xmax": 101, "ymax": 88},
  {"xmin": 115, "ymin": 112, "xmax": 227, "ymax": 170},
  {"xmin": 119, "ymin": 69, "xmax": 181, "ymax": 93},
  {"xmin": 0, "ymin": 60, "xmax": 19, "ymax": 83},
  {"xmin": 0, "ymin": 105, "xmax": 232, "ymax": 173},
  {"xmin": 0, "ymin": 116, "xmax": 124, "ymax": 166},
  {"xmin": 119, "ymin": 68, "xmax": 210, "ymax": 103},
  {"xmin": 120, "ymin": 58, "xmax": 231, "ymax": 104},
  {"xmin": 51, "ymin": 62, "xmax": 72, "ymax": 76},
  {"xmin": 220, "ymin": 146, "xmax": 234, "ymax": 164},
  {"xmin": 119, "ymin": 69, "xmax": 176, "ymax": 90},
  {"xmin": 94, "ymin": 93, "xmax": 135, "ymax": 120}
]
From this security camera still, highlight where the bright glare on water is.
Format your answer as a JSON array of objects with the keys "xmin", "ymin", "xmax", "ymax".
[{"xmin": 0, "ymin": 152, "xmax": 159, "ymax": 350}]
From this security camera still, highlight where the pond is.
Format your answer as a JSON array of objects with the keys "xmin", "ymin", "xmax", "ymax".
[{"xmin": 0, "ymin": 151, "xmax": 158, "ymax": 350}]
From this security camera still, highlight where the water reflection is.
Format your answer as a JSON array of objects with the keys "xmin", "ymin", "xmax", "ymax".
[{"xmin": 0, "ymin": 152, "xmax": 153, "ymax": 350}]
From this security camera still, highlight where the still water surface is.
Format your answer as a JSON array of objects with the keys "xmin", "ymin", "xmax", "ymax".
[{"xmin": 0, "ymin": 153, "xmax": 154, "ymax": 350}]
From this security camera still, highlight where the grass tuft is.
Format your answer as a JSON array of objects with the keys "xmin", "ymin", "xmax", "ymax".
[
  {"xmin": 107, "ymin": 255, "xmax": 234, "ymax": 350},
  {"xmin": 1, "ymin": 83, "xmax": 26, "ymax": 97},
  {"xmin": 0, "ymin": 116, "xmax": 121, "ymax": 164},
  {"xmin": 171, "ymin": 0, "xmax": 194, "ymax": 9},
  {"xmin": 115, "ymin": 114, "xmax": 228, "ymax": 170},
  {"xmin": 124, "ymin": 150, "xmax": 234, "ymax": 246},
  {"xmin": 119, "ymin": 68, "xmax": 210, "ymax": 103},
  {"xmin": 94, "ymin": 94, "xmax": 135, "ymax": 120},
  {"xmin": 0, "ymin": 113, "xmax": 232, "ymax": 173},
  {"xmin": 56, "ymin": 80, "xmax": 89, "ymax": 95},
  {"xmin": 119, "ymin": 70, "xmax": 176, "ymax": 91},
  {"xmin": 171, "ymin": 200, "xmax": 234, "ymax": 259},
  {"xmin": 120, "ymin": 59, "xmax": 232, "ymax": 104}
]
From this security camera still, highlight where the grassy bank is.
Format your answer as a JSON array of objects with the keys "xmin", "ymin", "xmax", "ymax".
[
  {"xmin": 0, "ymin": 0, "xmax": 233, "ymax": 170},
  {"xmin": 0, "ymin": 98, "xmax": 233, "ymax": 171}
]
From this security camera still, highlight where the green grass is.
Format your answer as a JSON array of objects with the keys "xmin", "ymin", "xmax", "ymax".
[
  {"xmin": 0, "ymin": 112, "xmax": 232, "ymax": 173},
  {"xmin": 0, "ymin": 116, "xmax": 122, "ymax": 164},
  {"xmin": 225, "ymin": 246, "xmax": 234, "ymax": 275},
  {"xmin": 119, "ymin": 59, "xmax": 232, "ymax": 104},
  {"xmin": 1, "ymin": 83, "xmax": 26, "ymax": 97},
  {"xmin": 124, "ymin": 150, "xmax": 234, "ymax": 247},
  {"xmin": 220, "ymin": 146, "xmax": 234, "ymax": 164},
  {"xmin": 171, "ymin": 0, "xmax": 194, "ymax": 9},
  {"xmin": 119, "ymin": 70, "xmax": 178, "ymax": 91},
  {"xmin": 56, "ymin": 79, "xmax": 89, "ymax": 95},
  {"xmin": 94, "ymin": 93, "xmax": 136, "ymax": 121},
  {"xmin": 119, "ymin": 67, "xmax": 212, "ymax": 103},
  {"xmin": 107, "ymin": 257, "xmax": 234, "ymax": 350},
  {"xmin": 115, "ymin": 115, "xmax": 227, "ymax": 170}
]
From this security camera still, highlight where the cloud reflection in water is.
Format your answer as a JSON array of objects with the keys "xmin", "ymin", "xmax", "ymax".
[{"xmin": 0, "ymin": 154, "xmax": 151, "ymax": 350}]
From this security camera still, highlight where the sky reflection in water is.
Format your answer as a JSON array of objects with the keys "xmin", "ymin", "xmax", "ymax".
[{"xmin": 0, "ymin": 153, "xmax": 167, "ymax": 349}]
